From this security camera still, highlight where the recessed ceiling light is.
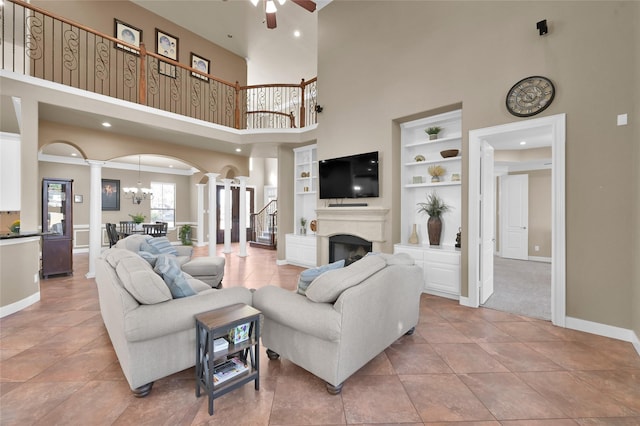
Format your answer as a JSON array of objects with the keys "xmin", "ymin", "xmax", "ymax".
[
  {"xmin": 102, "ymin": 122, "xmax": 112, "ymax": 128},
  {"xmin": 294, "ymin": 30, "xmax": 301, "ymax": 38},
  {"xmin": 520, "ymin": 141, "xmax": 526, "ymax": 145},
  {"xmin": 235, "ymin": 148, "xmax": 242, "ymax": 153},
  {"xmin": 169, "ymin": 164, "xmax": 173, "ymax": 168},
  {"xmin": 71, "ymin": 153, "xmax": 77, "ymax": 157}
]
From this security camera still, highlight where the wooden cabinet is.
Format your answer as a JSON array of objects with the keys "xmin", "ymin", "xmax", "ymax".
[
  {"xmin": 285, "ymin": 233, "xmax": 317, "ymax": 268},
  {"xmin": 41, "ymin": 178, "xmax": 73, "ymax": 278}
]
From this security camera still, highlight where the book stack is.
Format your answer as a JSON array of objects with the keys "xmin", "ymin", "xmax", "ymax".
[{"xmin": 213, "ymin": 357, "xmax": 249, "ymax": 385}]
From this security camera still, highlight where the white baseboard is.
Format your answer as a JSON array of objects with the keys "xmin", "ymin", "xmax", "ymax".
[
  {"xmin": 275, "ymin": 259, "xmax": 288, "ymax": 266},
  {"xmin": 565, "ymin": 316, "xmax": 637, "ymax": 346},
  {"xmin": 0, "ymin": 292, "xmax": 40, "ymax": 318},
  {"xmin": 459, "ymin": 295, "xmax": 475, "ymax": 307},
  {"xmin": 632, "ymin": 331, "xmax": 640, "ymax": 357},
  {"xmin": 528, "ymin": 256, "xmax": 551, "ymax": 263}
]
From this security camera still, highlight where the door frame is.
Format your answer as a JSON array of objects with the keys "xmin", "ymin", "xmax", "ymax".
[{"xmin": 467, "ymin": 113, "xmax": 566, "ymax": 327}]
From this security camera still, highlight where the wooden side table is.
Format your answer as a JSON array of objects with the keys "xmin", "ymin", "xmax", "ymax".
[{"xmin": 195, "ymin": 303, "xmax": 261, "ymax": 415}]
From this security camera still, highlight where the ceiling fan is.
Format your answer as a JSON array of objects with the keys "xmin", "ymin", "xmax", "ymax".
[{"xmin": 250, "ymin": 0, "xmax": 316, "ymax": 29}]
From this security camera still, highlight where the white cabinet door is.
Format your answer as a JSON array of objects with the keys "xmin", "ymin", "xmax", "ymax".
[{"xmin": 425, "ymin": 250, "xmax": 460, "ymax": 296}]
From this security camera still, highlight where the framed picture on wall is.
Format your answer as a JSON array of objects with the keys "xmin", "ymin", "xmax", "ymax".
[
  {"xmin": 102, "ymin": 179, "xmax": 120, "ymax": 211},
  {"xmin": 190, "ymin": 52, "xmax": 210, "ymax": 81},
  {"xmin": 114, "ymin": 19, "xmax": 142, "ymax": 54},
  {"xmin": 156, "ymin": 28, "xmax": 179, "ymax": 61}
]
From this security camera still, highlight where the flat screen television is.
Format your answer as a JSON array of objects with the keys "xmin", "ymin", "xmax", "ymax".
[{"xmin": 319, "ymin": 151, "xmax": 379, "ymax": 199}]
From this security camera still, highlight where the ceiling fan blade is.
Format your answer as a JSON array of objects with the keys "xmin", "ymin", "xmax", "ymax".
[
  {"xmin": 292, "ymin": 0, "xmax": 316, "ymax": 12},
  {"xmin": 266, "ymin": 12, "xmax": 277, "ymax": 29}
]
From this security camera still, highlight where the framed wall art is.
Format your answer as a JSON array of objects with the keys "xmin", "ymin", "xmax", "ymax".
[
  {"xmin": 114, "ymin": 19, "xmax": 142, "ymax": 54},
  {"xmin": 102, "ymin": 179, "xmax": 120, "ymax": 211},
  {"xmin": 190, "ymin": 52, "xmax": 210, "ymax": 81},
  {"xmin": 156, "ymin": 29, "xmax": 179, "ymax": 61}
]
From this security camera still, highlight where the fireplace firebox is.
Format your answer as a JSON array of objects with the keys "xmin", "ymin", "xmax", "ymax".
[{"xmin": 329, "ymin": 234, "xmax": 373, "ymax": 266}]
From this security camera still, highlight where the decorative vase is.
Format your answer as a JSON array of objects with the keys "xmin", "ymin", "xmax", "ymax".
[
  {"xmin": 135, "ymin": 223, "xmax": 143, "ymax": 231},
  {"xmin": 408, "ymin": 224, "xmax": 419, "ymax": 244},
  {"xmin": 427, "ymin": 216, "xmax": 442, "ymax": 246},
  {"xmin": 429, "ymin": 134, "xmax": 438, "ymax": 140},
  {"xmin": 431, "ymin": 175, "xmax": 440, "ymax": 183}
]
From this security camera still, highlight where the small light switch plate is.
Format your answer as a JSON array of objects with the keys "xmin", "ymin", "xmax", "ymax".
[{"xmin": 617, "ymin": 114, "xmax": 628, "ymax": 126}]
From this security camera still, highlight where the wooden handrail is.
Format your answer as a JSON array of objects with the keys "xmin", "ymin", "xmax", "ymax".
[{"xmin": 246, "ymin": 111, "xmax": 296, "ymax": 128}]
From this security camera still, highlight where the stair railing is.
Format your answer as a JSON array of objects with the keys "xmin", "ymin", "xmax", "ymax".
[
  {"xmin": 250, "ymin": 200, "xmax": 277, "ymax": 248},
  {"xmin": 1, "ymin": 0, "xmax": 318, "ymax": 130}
]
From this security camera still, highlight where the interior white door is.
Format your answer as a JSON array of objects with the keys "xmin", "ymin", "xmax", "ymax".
[
  {"xmin": 501, "ymin": 174, "xmax": 529, "ymax": 260},
  {"xmin": 480, "ymin": 141, "xmax": 495, "ymax": 304}
]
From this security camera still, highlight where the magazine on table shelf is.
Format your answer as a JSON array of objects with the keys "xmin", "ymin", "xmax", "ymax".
[{"xmin": 213, "ymin": 357, "xmax": 249, "ymax": 385}]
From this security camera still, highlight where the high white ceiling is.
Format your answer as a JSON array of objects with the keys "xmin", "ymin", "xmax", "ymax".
[{"xmin": 132, "ymin": 0, "xmax": 329, "ymax": 84}]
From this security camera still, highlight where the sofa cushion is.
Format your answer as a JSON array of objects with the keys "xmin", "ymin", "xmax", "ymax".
[
  {"xmin": 154, "ymin": 254, "xmax": 196, "ymax": 298},
  {"xmin": 115, "ymin": 234, "xmax": 152, "ymax": 252},
  {"xmin": 104, "ymin": 248, "xmax": 141, "ymax": 268},
  {"xmin": 305, "ymin": 255, "xmax": 387, "ymax": 303},
  {"xmin": 297, "ymin": 259, "xmax": 345, "ymax": 296},
  {"xmin": 147, "ymin": 237, "xmax": 179, "ymax": 256},
  {"xmin": 367, "ymin": 252, "xmax": 415, "ymax": 266},
  {"xmin": 116, "ymin": 256, "xmax": 172, "ymax": 304},
  {"xmin": 140, "ymin": 241, "xmax": 159, "ymax": 255}
]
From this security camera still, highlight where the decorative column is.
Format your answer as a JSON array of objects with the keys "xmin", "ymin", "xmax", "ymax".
[
  {"xmin": 205, "ymin": 173, "xmax": 220, "ymax": 256},
  {"xmin": 196, "ymin": 183, "xmax": 205, "ymax": 247},
  {"xmin": 86, "ymin": 160, "xmax": 105, "ymax": 278},
  {"xmin": 222, "ymin": 179, "xmax": 233, "ymax": 254},
  {"xmin": 237, "ymin": 176, "xmax": 249, "ymax": 257}
]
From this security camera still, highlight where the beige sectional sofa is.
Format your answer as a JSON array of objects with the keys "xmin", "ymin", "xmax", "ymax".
[
  {"xmin": 95, "ymin": 248, "xmax": 252, "ymax": 396},
  {"xmin": 252, "ymin": 253, "xmax": 423, "ymax": 394}
]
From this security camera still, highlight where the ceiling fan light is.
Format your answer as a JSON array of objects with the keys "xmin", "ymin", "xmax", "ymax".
[
  {"xmin": 265, "ymin": 0, "xmax": 277, "ymax": 13},
  {"xmin": 250, "ymin": 0, "xmax": 259, "ymax": 6}
]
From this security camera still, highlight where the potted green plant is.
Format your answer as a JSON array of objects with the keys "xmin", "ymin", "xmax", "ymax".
[
  {"xmin": 129, "ymin": 213, "xmax": 146, "ymax": 230},
  {"xmin": 179, "ymin": 224, "xmax": 193, "ymax": 246},
  {"xmin": 300, "ymin": 217, "xmax": 307, "ymax": 235},
  {"xmin": 9, "ymin": 220, "xmax": 20, "ymax": 234},
  {"xmin": 417, "ymin": 192, "xmax": 450, "ymax": 246},
  {"xmin": 425, "ymin": 126, "xmax": 442, "ymax": 140}
]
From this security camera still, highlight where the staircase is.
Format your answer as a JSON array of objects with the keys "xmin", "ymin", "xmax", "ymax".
[{"xmin": 250, "ymin": 200, "xmax": 277, "ymax": 250}]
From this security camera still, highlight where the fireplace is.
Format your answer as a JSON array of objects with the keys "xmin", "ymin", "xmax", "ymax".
[{"xmin": 329, "ymin": 234, "xmax": 372, "ymax": 266}]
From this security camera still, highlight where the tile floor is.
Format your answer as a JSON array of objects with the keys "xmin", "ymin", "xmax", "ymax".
[{"xmin": 1, "ymin": 244, "xmax": 639, "ymax": 425}]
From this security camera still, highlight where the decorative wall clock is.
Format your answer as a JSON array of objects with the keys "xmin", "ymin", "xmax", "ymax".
[{"xmin": 506, "ymin": 76, "xmax": 555, "ymax": 117}]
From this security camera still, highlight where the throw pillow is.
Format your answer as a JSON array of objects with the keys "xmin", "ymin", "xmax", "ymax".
[
  {"xmin": 116, "ymin": 257, "xmax": 172, "ymax": 304},
  {"xmin": 297, "ymin": 259, "xmax": 345, "ymax": 296},
  {"xmin": 138, "ymin": 250, "xmax": 158, "ymax": 267},
  {"xmin": 154, "ymin": 254, "xmax": 196, "ymax": 298},
  {"xmin": 305, "ymin": 255, "xmax": 387, "ymax": 303},
  {"xmin": 140, "ymin": 241, "xmax": 159, "ymax": 255},
  {"xmin": 147, "ymin": 237, "xmax": 179, "ymax": 256}
]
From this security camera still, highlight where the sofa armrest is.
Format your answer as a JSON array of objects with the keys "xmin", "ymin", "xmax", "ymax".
[
  {"xmin": 253, "ymin": 286, "xmax": 342, "ymax": 342},
  {"xmin": 123, "ymin": 286, "xmax": 252, "ymax": 342},
  {"xmin": 175, "ymin": 245, "xmax": 193, "ymax": 258}
]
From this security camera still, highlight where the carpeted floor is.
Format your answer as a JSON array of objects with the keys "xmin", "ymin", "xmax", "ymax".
[{"xmin": 482, "ymin": 256, "xmax": 551, "ymax": 320}]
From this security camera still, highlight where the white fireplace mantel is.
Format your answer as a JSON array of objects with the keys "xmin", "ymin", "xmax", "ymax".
[{"xmin": 315, "ymin": 206, "xmax": 389, "ymax": 264}]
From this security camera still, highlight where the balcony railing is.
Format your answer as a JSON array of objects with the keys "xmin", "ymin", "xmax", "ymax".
[{"xmin": 0, "ymin": 0, "xmax": 318, "ymax": 130}]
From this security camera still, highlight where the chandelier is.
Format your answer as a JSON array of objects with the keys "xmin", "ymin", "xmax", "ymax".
[{"xmin": 123, "ymin": 156, "xmax": 153, "ymax": 205}]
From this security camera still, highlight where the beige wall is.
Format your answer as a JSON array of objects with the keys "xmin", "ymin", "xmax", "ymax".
[
  {"xmin": 33, "ymin": 0, "xmax": 247, "ymax": 86},
  {"xmin": 633, "ymin": 3, "xmax": 640, "ymax": 342},
  {"xmin": 318, "ymin": 1, "xmax": 638, "ymax": 329}
]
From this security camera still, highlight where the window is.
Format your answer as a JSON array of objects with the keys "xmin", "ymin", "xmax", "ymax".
[{"xmin": 150, "ymin": 182, "xmax": 175, "ymax": 228}]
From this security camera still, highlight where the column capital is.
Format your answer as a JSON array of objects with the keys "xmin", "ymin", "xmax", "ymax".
[
  {"xmin": 86, "ymin": 159, "xmax": 106, "ymax": 167},
  {"xmin": 205, "ymin": 172, "xmax": 220, "ymax": 183}
]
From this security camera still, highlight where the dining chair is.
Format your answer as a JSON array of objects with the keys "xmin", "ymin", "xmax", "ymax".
[
  {"xmin": 120, "ymin": 221, "xmax": 137, "ymax": 235},
  {"xmin": 143, "ymin": 223, "xmax": 164, "ymax": 237},
  {"xmin": 106, "ymin": 223, "xmax": 120, "ymax": 248}
]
